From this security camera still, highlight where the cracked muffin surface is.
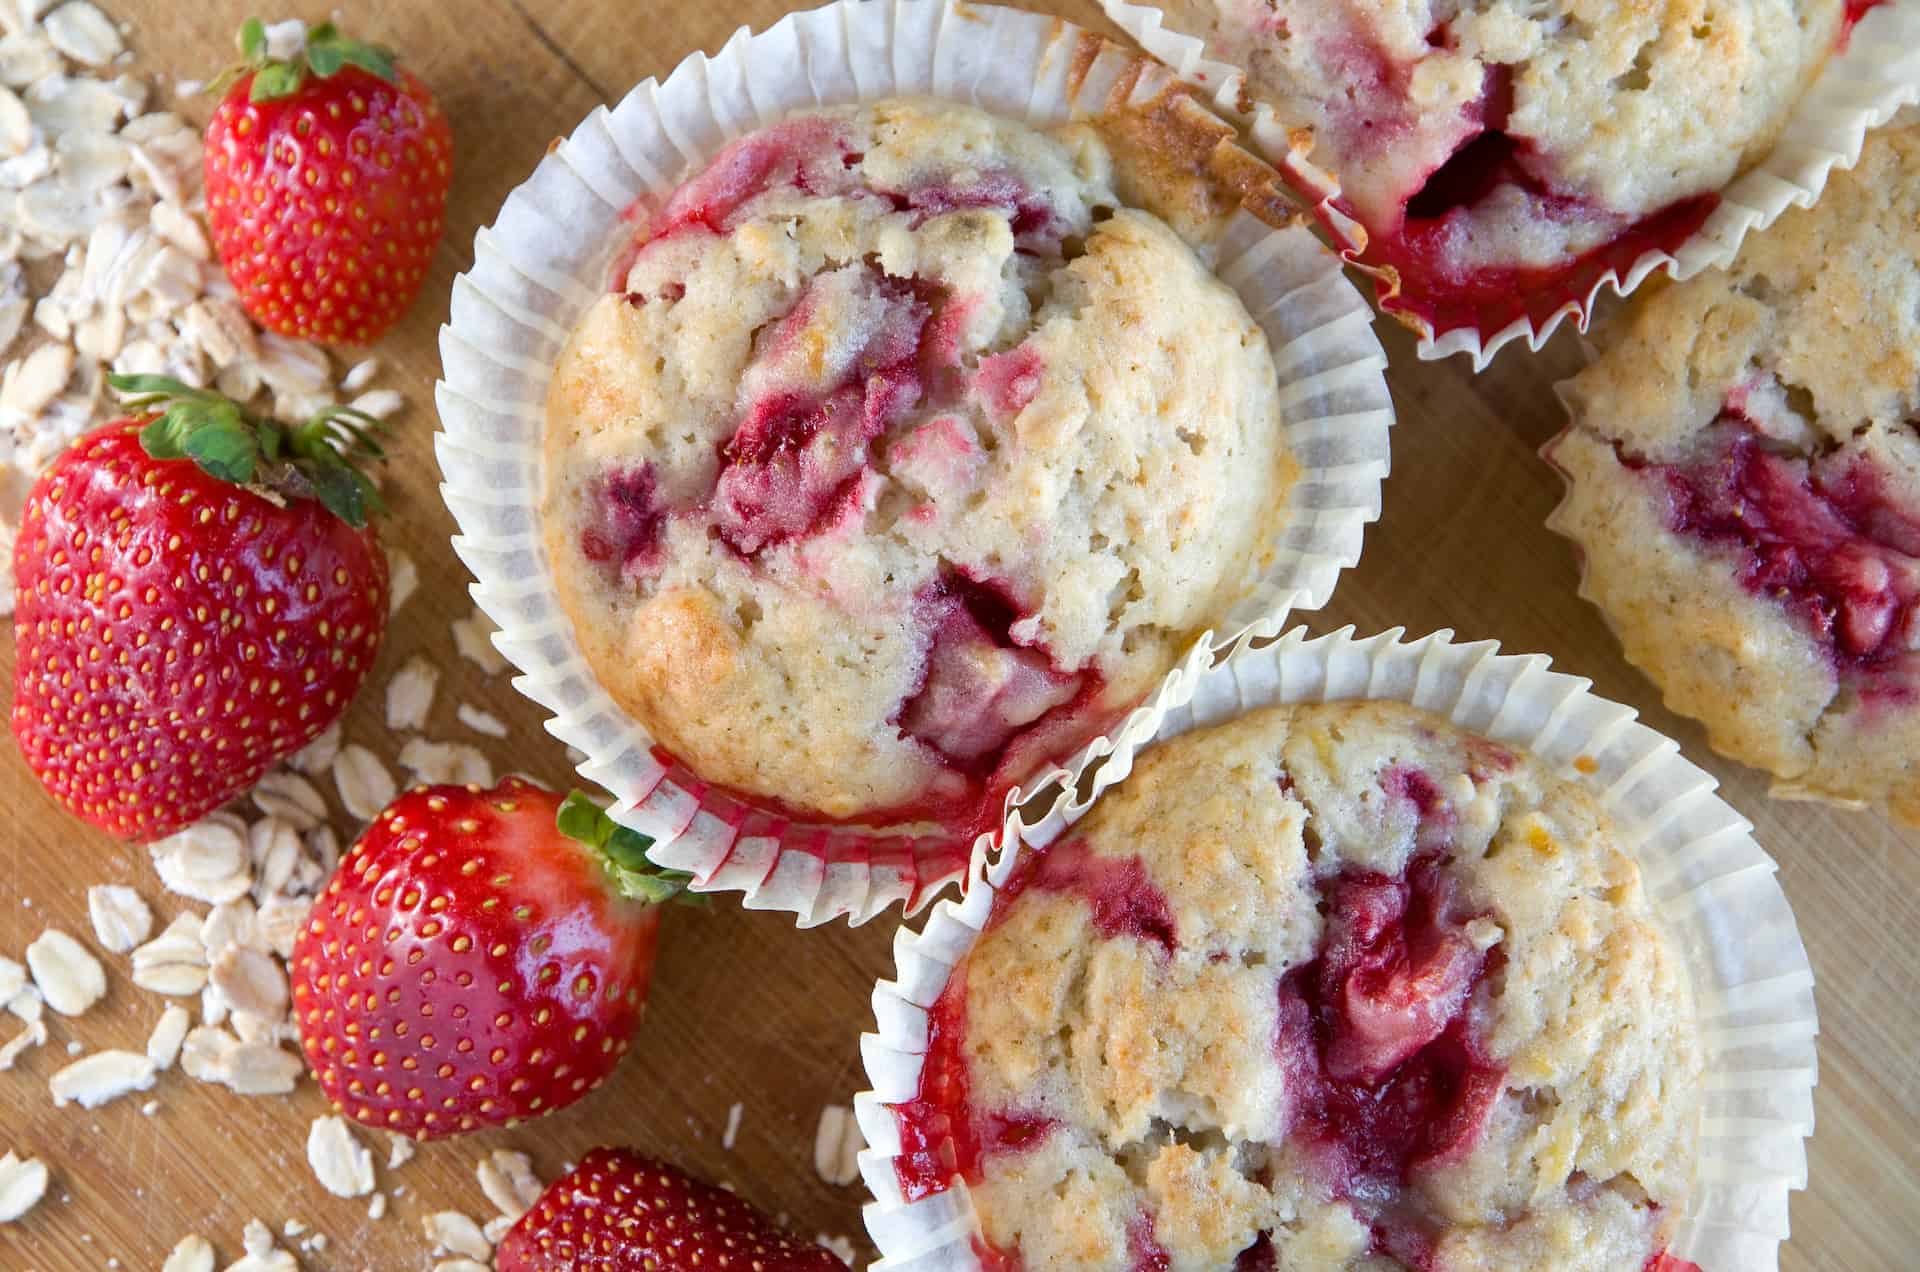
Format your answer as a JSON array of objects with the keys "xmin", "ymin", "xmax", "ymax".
[
  {"xmin": 891, "ymin": 701, "xmax": 1702, "ymax": 1271},
  {"xmin": 1550, "ymin": 114, "xmax": 1920, "ymax": 824},
  {"xmin": 541, "ymin": 98, "xmax": 1296, "ymax": 828},
  {"xmin": 1148, "ymin": 0, "xmax": 1861, "ymax": 336}
]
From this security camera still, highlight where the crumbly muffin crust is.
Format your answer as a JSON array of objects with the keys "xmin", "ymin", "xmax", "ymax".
[
  {"xmin": 542, "ymin": 98, "xmax": 1296, "ymax": 826},
  {"xmin": 1152, "ymin": 0, "xmax": 1849, "ymax": 327},
  {"xmin": 1552, "ymin": 115, "xmax": 1920, "ymax": 824},
  {"xmin": 898, "ymin": 702, "xmax": 1701, "ymax": 1270}
]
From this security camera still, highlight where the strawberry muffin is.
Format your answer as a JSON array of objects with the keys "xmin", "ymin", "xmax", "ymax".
[
  {"xmin": 1135, "ymin": 0, "xmax": 1876, "ymax": 340},
  {"xmin": 889, "ymin": 701, "xmax": 1702, "ymax": 1270},
  {"xmin": 542, "ymin": 98, "xmax": 1298, "ymax": 830},
  {"xmin": 1550, "ymin": 116, "xmax": 1920, "ymax": 824}
]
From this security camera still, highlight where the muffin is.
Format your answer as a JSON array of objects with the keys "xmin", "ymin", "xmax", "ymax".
[
  {"xmin": 1549, "ymin": 114, "xmax": 1920, "ymax": 824},
  {"xmin": 1133, "ymin": 0, "xmax": 1867, "ymax": 340},
  {"xmin": 542, "ymin": 97, "xmax": 1299, "ymax": 830},
  {"xmin": 888, "ymin": 701, "xmax": 1703, "ymax": 1270}
]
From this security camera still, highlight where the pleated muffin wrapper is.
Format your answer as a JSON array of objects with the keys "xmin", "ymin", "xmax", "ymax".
[
  {"xmin": 856, "ymin": 626, "xmax": 1820, "ymax": 1271},
  {"xmin": 434, "ymin": 0, "xmax": 1396, "ymax": 928},
  {"xmin": 1103, "ymin": 0, "xmax": 1920, "ymax": 370}
]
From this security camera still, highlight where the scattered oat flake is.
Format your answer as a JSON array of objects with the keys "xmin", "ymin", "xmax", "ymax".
[
  {"xmin": 385, "ymin": 655, "xmax": 439, "ymax": 731},
  {"xmin": 287, "ymin": 723, "xmax": 341, "ymax": 778},
  {"xmin": 0, "ymin": 1151, "xmax": 49, "ymax": 1223},
  {"xmin": 723, "ymin": 1100, "xmax": 745, "ymax": 1150},
  {"xmin": 307, "ymin": 1115, "xmax": 375, "ymax": 1199},
  {"xmin": 456, "ymin": 703, "xmax": 508, "ymax": 738},
  {"xmin": 482, "ymin": 1213, "xmax": 515, "ymax": 1245},
  {"xmin": 161, "ymin": 1235, "xmax": 215, "ymax": 1272},
  {"xmin": 334, "ymin": 743, "xmax": 397, "ymax": 821},
  {"xmin": 86, "ymin": 883, "xmax": 152, "ymax": 953},
  {"xmin": 385, "ymin": 547, "xmax": 419, "ymax": 617},
  {"xmin": 250, "ymin": 770, "xmax": 328, "ymax": 829},
  {"xmin": 132, "ymin": 913, "xmax": 210, "ymax": 997},
  {"xmin": 451, "ymin": 607, "xmax": 508, "ymax": 674},
  {"xmin": 0, "ymin": 1019, "xmax": 46, "ymax": 1070},
  {"xmin": 432, "ymin": 1262, "xmax": 490, "ymax": 1272},
  {"xmin": 219, "ymin": 1040, "xmax": 302, "ymax": 1095},
  {"xmin": 477, "ymin": 1148, "xmax": 542, "ymax": 1221},
  {"xmin": 229, "ymin": 1217, "xmax": 297, "ymax": 1271},
  {"xmin": 50, "ymin": 1048, "xmax": 157, "ymax": 1108},
  {"xmin": 423, "ymin": 1210, "xmax": 492, "ymax": 1261},
  {"xmin": 813, "ymin": 1103, "xmax": 863, "ymax": 1187},
  {"xmin": 209, "ymin": 945, "xmax": 286, "ymax": 1020},
  {"xmin": 150, "ymin": 817, "xmax": 253, "ymax": 904},
  {"xmin": 0, "ymin": 957, "xmax": 24, "ymax": 1007},
  {"xmin": 367, "ymin": 1191, "xmax": 388, "ymax": 1221},
  {"xmin": 44, "ymin": 3, "xmax": 123, "ymax": 66},
  {"xmin": 26, "ymin": 927, "xmax": 106, "ymax": 1016},
  {"xmin": 817, "ymin": 1234, "xmax": 857, "ymax": 1265},
  {"xmin": 146, "ymin": 1003, "xmax": 190, "ymax": 1069}
]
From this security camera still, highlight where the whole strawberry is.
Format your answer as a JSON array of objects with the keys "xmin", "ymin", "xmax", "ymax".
[
  {"xmin": 204, "ymin": 18, "xmax": 452, "ymax": 344},
  {"xmin": 291, "ymin": 780, "xmax": 692, "ymax": 1139},
  {"xmin": 497, "ymin": 1148, "xmax": 842, "ymax": 1271},
  {"xmin": 11, "ymin": 375, "xmax": 388, "ymax": 842}
]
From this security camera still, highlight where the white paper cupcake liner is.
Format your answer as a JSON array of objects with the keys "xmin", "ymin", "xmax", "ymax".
[
  {"xmin": 434, "ymin": 0, "xmax": 1395, "ymax": 927},
  {"xmin": 1104, "ymin": 0, "xmax": 1920, "ymax": 370},
  {"xmin": 857, "ymin": 626, "xmax": 1819, "ymax": 1272}
]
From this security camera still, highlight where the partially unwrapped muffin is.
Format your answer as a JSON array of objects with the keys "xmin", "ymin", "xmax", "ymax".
[
  {"xmin": 889, "ymin": 701, "xmax": 1702, "ymax": 1270},
  {"xmin": 542, "ymin": 98, "xmax": 1299, "ymax": 830}
]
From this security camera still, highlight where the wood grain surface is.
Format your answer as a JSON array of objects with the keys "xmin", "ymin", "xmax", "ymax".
[{"xmin": 0, "ymin": 2, "xmax": 1914, "ymax": 1269}]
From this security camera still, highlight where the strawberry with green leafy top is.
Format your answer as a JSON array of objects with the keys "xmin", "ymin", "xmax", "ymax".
[
  {"xmin": 497, "ymin": 1147, "xmax": 843, "ymax": 1271},
  {"xmin": 203, "ymin": 17, "xmax": 453, "ymax": 344},
  {"xmin": 291, "ymin": 780, "xmax": 695, "ymax": 1139},
  {"xmin": 10, "ymin": 375, "xmax": 388, "ymax": 842}
]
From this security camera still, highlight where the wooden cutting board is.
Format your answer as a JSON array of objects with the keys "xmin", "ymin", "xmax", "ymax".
[{"xmin": 0, "ymin": 2, "xmax": 1913, "ymax": 1268}]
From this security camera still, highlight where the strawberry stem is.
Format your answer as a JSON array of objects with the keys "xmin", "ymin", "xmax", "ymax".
[
  {"xmin": 108, "ymin": 372, "xmax": 387, "ymax": 528},
  {"xmin": 209, "ymin": 17, "xmax": 398, "ymax": 103},
  {"xmin": 556, "ymin": 791, "xmax": 698, "ymax": 906}
]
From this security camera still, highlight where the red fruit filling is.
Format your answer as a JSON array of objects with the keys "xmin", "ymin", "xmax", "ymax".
[
  {"xmin": 1361, "ymin": 54, "xmax": 1714, "ymax": 340},
  {"xmin": 896, "ymin": 572, "xmax": 1085, "ymax": 778},
  {"xmin": 973, "ymin": 345, "xmax": 1045, "ymax": 417},
  {"xmin": 579, "ymin": 462, "xmax": 669, "ymax": 577},
  {"xmin": 1277, "ymin": 854, "xmax": 1501, "ymax": 1199},
  {"xmin": 1646, "ymin": 1253, "xmax": 1703, "ymax": 1272},
  {"xmin": 648, "ymin": 115, "xmax": 854, "ymax": 241},
  {"xmin": 1127, "ymin": 1211, "xmax": 1172, "ymax": 1271},
  {"xmin": 996, "ymin": 836, "xmax": 1179, "ymax": 954},
  {"xmin": 1624, "ymin": 419, "xmax": 1920, "ymax": 687}
]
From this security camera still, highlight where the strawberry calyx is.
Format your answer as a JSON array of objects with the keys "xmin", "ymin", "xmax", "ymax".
[
  {"xmin": 555, "ymin": 790, "xmax": 699, "ymax": 906},
  {"xmin": 208, "ymin": 17, "xmax": 398, "ymax": 103},
  {"xmin": 109, "ymin": 372, "xmax": 387, "ymax": 528}
]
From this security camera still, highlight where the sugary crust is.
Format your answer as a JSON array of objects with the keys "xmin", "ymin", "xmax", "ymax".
[
  {"xmin": 1554, "ymin": 117, "xmax": 1920, "ymax": 822},
  {"xmin": 1155, "ymin": 0, "xmax": 1841, "ymax": 272},
  {"xmin": 543, "ymin": 99, "xmax": 1296, "ymax": 823},
  {"xmin": 962, "ymin": 702, "xmax": 1701, "ymax": 1271}
]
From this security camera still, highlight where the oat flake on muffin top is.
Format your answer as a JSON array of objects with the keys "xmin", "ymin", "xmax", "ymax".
[
  {"xmin": 891, "ymin": 701, "xmax": 1702, "ymax": 1271},
  {"xmin": 542, "ymin": 97, "xmax": 1298, "ymax": 829},
  {"xmin": 1551, "ymin": 112, "xmax": 1920, "ymax": 825}
]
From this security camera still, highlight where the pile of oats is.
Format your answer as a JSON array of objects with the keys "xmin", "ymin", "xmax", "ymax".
[{"xmin": 0, "ymin": 3, "xmax": 404, "ymax": 616}]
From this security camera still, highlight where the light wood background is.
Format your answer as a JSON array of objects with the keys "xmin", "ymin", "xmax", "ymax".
[{"xmin": 0, "ymin": 1, "xmax": 1914, "ymax": 1269}]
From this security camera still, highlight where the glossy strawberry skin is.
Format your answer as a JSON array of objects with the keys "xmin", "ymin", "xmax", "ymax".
[
  {"xmin": 10, "ymin": 421, "xmax": 386, "ymax": 842},
  {"xmin": 290, "ymin": 779, "xmax": 662, "ymax": 1139},
  {"xmin": 203, "ymin": 64, "xmax": 452, "ymax": 344},
  {"xmin": 497, "ymin": 1148, "xmax": 841, "ymax": 1271}
]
